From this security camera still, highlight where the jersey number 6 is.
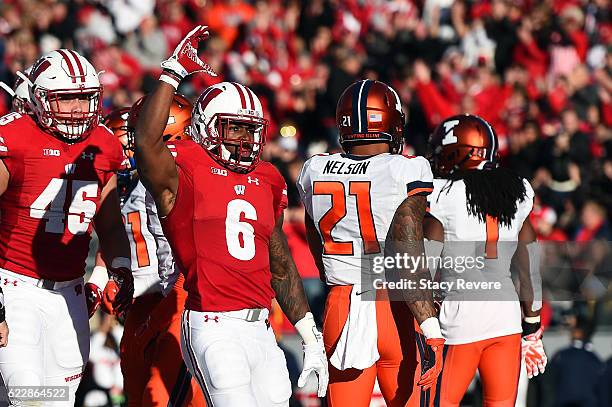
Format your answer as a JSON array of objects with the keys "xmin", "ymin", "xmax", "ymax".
[{"xmin": 313, "ymin": 181, "xmax": 380, "ymax": 256}]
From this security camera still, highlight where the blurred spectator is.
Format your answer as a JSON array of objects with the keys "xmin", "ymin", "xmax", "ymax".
[
  {"xmin": 574, "ymin": 200, "xmax": 612, "ymax": 241},
  {"xmin": 544, "ymin": 309, "xmax": 604, "ymax": 407},
  {"xmin": 123, "ymin": 15, "xmax": 168, "ymax": 71},
  {"xmin": 530, "ymin": 200, "xmax": 568, "ymax": 241},
  {"xmin": 80, "ymin": 314, "xmax": 124, "ymax": 407},
  {"xmin": 597, "ymin": 353, "xmax": 612, "ymax": 407}
]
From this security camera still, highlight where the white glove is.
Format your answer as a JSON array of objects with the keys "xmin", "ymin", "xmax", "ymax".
[
  {"xmin": 160, "ymin": 25, "xmax": 217, "ymax": 89},
  {"xmin": 522, "ymin": 327, "xmax": 547, "ymax": 378},
  {"xmin": 295, "ymin": 312, "xmax": 329, "ymax": 397}
]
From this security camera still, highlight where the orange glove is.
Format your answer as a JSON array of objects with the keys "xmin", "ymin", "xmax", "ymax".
[
  {"xmin": 418, "ymin": 317, "xmax": 446, "ymax": 390},
  {"xmin": 418, "ymin": 338, "xmax": 446, "ymax": 390},
  {"xmin": 101, "ymin": 280, "xmax": 119, "ymax": 315}
]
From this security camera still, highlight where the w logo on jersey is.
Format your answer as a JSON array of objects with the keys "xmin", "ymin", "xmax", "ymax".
[{"xmin": 234, "ymin": 185, "xmax": 246, "ymax": 195}]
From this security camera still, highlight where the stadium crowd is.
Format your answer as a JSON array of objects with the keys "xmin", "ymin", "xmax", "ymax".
[{"xmin": 1, "ymin": 0, "xmax": 611, "ymax": 406}]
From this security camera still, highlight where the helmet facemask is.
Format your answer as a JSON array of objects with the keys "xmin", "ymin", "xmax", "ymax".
[
  {"xmin": 34, "ymin": 86, "xmax": 101, "ymax": 142},
  {"xmin": 195, "ymin": 113, "xmax": 267, "ymax": 173}
]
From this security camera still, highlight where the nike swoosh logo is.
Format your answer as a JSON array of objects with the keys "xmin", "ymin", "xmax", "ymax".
[{"xmin": 355, "ymin": 290, "xmax": 371, "ymax": 296}]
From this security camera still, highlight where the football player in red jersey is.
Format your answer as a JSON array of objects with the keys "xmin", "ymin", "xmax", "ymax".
[
  {"xmin": 88, "ymin": 100, "xmax": 206, "ymax": 407},
  {"xmin": 133, "ymin": 26, "xmax": 329, "ymax": 406},
  {"xmin": 0, "ymin": 49, "xmax": 134, "ymax": 406}
]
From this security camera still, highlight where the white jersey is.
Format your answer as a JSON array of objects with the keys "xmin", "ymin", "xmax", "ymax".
[
  {"xmin": 298, "ymin": 153, "xmax": 434, "ymax": 286},
  {"xmin": 427, "ymin": 177, "xmax": 534, "ymax": 344},
  {"xmin": 122, "ymin": 181, "xmax": 177, "ymax": 297}
]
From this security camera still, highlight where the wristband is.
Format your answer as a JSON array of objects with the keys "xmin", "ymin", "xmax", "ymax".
[
  {"xmin": 159, "ymin": 72, "xmax": 181, "ymax": 90},
  {"xmin": 295, "ymin": 312, "xmax": 320, "ymax": 345},
  {"xmin": 420, "ymin": 317, "xmax": 443, "ymax": 339},
  {"xmin": 88, "ymin": 265, "xmax": 109, "ymax": 289},
  {"xmin": 522, "ymin": 316, "xmax": 541, "ymax": 336}
]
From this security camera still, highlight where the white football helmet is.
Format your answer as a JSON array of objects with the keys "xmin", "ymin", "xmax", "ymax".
[
  {"xmin": 191, "ymin": 82, "xmax": 268, "ymax": 173},
  {"xmin": 28, "ymin": 49, "xmax": 102, "ymax": 141},
  {"xmin": 13, "ymin": 66, "xmax": 32, "ymax": 114}
]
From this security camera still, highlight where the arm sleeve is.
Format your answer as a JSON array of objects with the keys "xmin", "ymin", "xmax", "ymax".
[
  {"xmin": 517, "ymin": 179, "xmax": 535, "ymax": 221},
  {"xmin": 0, "ymin": 131, "xmax": 14, "ymax": 176},
  {"xmin": 270, "ymin": 165, "xmax": 288, "ymax": 220},
  {"xmin": 296, "ymin": 158, "xmax": 313, "ymax": 218},
  {"xmin": 102, "ymin": 129, "xmax": 127, "ymax": 185},
  {"xmin": 402, "ymin": 156, "xmax": 434, "ymax": 197}
]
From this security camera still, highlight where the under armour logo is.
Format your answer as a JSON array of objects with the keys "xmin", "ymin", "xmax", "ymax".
[
  {"xmin": 248, "ymin": 176, "xmax": 259, "ymax": 185},
  {"xmin": 234, "ymin": 185, "xmax": 246, "ymax": 195},
  {"xmin": 204, "ymin": 315, "xmax": 219, "ymax": 323},
  {"xmin": 81, "ymin": 152, "xmax": 95, "ymax": 160}
]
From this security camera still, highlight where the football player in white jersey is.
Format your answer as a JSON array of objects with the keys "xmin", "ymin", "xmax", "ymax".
[
  {"xmin": 87, "ymin": 98, "xmax": 205, "ymax": 406},
  {"xmin": 298, "ymin": 79, "xmax": 445, "ymax": 406},
  {"xmin": 423, "ymin": 114, "xmax": 546, "ymax": 406}
]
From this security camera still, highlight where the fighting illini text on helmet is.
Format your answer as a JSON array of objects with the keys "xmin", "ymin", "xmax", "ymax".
[
  {"xmin": 336, "ymin": 79, "xmax": 405, "ymax": 154},
  {"xmin": 28, "ymin": 49, "xmax": 102, "ymax": 142},
  {"xmin": 190, "ymin": 82, "xmax": 268, "ymax": 174},
  {"xmin": 428, "ymin": 114, "xmax": 499, "ymax": 177}
]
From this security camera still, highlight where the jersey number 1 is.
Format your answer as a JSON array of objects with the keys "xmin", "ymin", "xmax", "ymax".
[
  {"xmin": 485, "ymin": 215, "xmax": 499, "ymax": 259},
  {"xmin": 313, "ymin": 181, "xmax": 380, "ymax": 255}
]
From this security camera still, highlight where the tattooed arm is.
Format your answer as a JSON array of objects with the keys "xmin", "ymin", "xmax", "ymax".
[
  {"xmin": 270, "ymin": 212, "xmax": 329, "ymax": 396},
  {"xmin": 386, "ymin": 195, "xmax": 438, "ymax": 324},
  {"xmin": 269, "ymin": 212, "xmax": 311, "ymax": 324}
]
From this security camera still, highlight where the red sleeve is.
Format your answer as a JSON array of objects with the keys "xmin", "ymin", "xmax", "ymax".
[
  {"xmin": 266, "ymin": 164, "xmax": 288, "ymax": 220},
  {"xmin": 98, "ymin": 127, "xmax": 126, "ymax": 186},
  {"xmin": 0, "ymin": 121, "xmax": 18, "ymax": 176},
  {"xmin": 414, "ymin": 81, "xmax": 457, "ymax": 128}
]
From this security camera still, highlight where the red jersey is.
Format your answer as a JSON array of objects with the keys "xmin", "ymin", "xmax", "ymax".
[
  {"xmin": 0, "ymin": 112, "xmax": 124, "ymax": 281},
  {"xmin": 161, "ymin": 140, "xmax": 288, "ymax": 312}
]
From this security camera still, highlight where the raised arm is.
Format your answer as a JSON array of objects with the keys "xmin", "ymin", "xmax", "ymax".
[
  {"xmin": 134, "ymin": 25, "xmax": 216, "ymax": 216},
  {"xmin": 133, "ymin": 82, "xmax": 178, "ymax": 216}
]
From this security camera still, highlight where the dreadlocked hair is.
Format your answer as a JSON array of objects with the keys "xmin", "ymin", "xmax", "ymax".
[{"xmin": 446, "ymin": 167, "xmax": 527, "ymax": 227}]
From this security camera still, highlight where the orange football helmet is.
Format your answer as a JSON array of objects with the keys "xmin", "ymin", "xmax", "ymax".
[
  {"xmin": 428, "ymin": 114, "xmax": 498, "ymax": 177},
  {"xmin": 336, "ymin": 79, "xmax": 405, "ymax": 154},
  {"xmin": 127, "ymin": 94, "xmax": 193, "ymax": 149},
  {"xmin": 103, "ymin": 107, "xmax": 132, "ymax": 169}
]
